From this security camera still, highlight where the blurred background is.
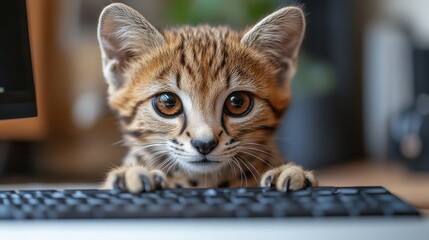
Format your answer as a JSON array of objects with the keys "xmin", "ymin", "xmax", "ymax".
[{"xmin": 0, "ymin": 0, "xmax": 428, "ymax": 209}]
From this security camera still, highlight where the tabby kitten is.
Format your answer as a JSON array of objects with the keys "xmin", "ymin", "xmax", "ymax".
[{"xmin": 97, "ymin": 3, "xmax": 317, "ymax": 193}]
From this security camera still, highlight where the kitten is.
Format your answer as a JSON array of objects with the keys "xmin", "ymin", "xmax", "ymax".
[{"xmin": 97, "ymin": 3, "xmax": 317, "ymax": 193}]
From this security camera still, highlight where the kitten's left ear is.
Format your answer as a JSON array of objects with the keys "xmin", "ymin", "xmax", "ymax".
[{"xmin": 241, "ymin": 7, "xmax": 305, "ymax": 89}]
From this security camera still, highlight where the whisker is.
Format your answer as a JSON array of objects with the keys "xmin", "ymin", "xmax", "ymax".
[
  {"xmin": 238, "ymin": 154, "xmax": 260, "ymax": 177},
  {"xmin": 236, "ymin": 155, "xmax": 258, "ymax": 183},
  {"xmin": 239, "ymin": 143, "xmax": 282, "ymax": 162},
  {"xmin": 145, "ymin": 151, "xmax": 169, "ymax": 169},
  {"xmin": 238, "ymin": 134, "xmax": 292, "ymax": 140},
  {"xmin": 126, "ymin": 142, "xmax": 168, "ymax": 148},
  {"xmin": 123, "ymin": 146, "xmax": 149, "ymax": 162},
  {"xmin": 112, "ymin": 138, "xmax": 126, "ymax": 146},
  {"xmin": 157, "ymin": 155, "xmax": 174, "ymax": 173},
  {"xmin": 165, "ymin": 157, "xmax": 179, "ymax": 177},
  {"xmin": 227, "ymin": 157, "xmax": 240, "ymax": 186},
  {"xmin": 232, "ymin": 156, "xmax": 247, "ymax": 187},
  {"xmin": 123, "ymin": 141, "xmax": 168, "ymax": 168},
  {"xmin": 162, "ymin": 158, "xmax": 176, "ymax": 175},
  {"xmin": 239, "ymin": 150, "xmax": 274, "ymax": 169},
  {"xmin": 225, "ymin": 158, "xmax": 237, "ymax": 178}
]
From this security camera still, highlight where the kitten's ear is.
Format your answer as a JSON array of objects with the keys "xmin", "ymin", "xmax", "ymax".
[
  {"xmin": 97, "ymin": 3, "xmax": 164, "ymax": 92},
  {"xmin": 241, "ymin": 7, "xmax": 305, "ymax": 89}
]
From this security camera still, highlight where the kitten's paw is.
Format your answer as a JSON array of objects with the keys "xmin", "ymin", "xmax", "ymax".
[
  {"xmin": 102, "ymin": 166, "xmax": 166, "ymax": 193},
  {"xmin": 260, "ymin": 164, "xmax": 318, "ymax": 192}
]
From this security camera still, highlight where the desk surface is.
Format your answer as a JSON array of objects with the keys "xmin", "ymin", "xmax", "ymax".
[{"xmin": 0, "ymin": 219, "xmax": 428, "ymax": 240}]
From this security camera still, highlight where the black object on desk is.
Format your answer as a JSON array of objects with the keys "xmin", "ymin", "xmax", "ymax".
[
  {"xmin": 0, "ymin": 0, "xmax": 36, "ymax": 120},
  {"xmin": 0, "ymin": 187, "xmax": 420, "ymax": 219}
]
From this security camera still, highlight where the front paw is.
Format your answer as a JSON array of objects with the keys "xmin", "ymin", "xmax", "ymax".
[
  {"xmin": 260, "ymin": 164, "xmax": 318, "ymax": 192},
  {"xmin": 102, "ymin": 166, "xmax": 166, "ymax": 193}
]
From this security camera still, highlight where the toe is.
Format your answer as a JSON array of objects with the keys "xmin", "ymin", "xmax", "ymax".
[
  {"xmin": 280, "ymin": 177, "xmax": 290, "ymax": 192},
  {"xmin": 101, "ymin": 168, "xmax": 127, "ymax": 190},
  {"xmin": 259, "ymin": 168, "xmax": 280, "ymax": 188},
  {"xmin": 275, "ymin": 165, "xmax": 306, "ymax": 191},
  {"xmin": 124, "ymin": 166, "xmax": 153, "ymax": 193},
  {"xmin": 263, "ymin": 175, "xmax": 274, "ymax": 188},
  {"xmin": 113, "ymin": 174, "xmax": 126, "ymax": 190},
  {"xmin": 139, "ymin": 175, "xmax": 152, "ymax": 192},
  {"xmin": 151, "ymin": 170, "xmax": 166, "ymax": 190},
  {"xmin": 304, "ymin": 171, "xmax": 318, "ymax": 187}
]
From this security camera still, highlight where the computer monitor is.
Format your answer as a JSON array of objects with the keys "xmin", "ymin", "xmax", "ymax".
[{"xmin": 0, "ymin": 0, "xmax": 36, "ymax": 120}]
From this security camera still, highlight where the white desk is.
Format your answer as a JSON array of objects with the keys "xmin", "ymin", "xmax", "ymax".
[{"xmin": 0, "ymin": 219, "xmax": 428, "ymax": 240}]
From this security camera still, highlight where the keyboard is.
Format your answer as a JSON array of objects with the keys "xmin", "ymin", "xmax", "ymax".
[{"xmin": 0, "ymin": 186, "xmax": 420, "ymax": 219}]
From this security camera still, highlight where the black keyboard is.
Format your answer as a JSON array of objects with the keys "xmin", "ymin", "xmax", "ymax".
[{"xmin": 0, "ymin": 187, "xmax": 420, "ymax": 219}]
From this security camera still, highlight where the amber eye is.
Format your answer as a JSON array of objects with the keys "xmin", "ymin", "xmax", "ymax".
[
  {"xmin": 224, "ymin": 91, "xmax": 253, "ymax": 117},
  {"xmin": 152, "ymin": 92, "xmax": 183, "ymax": 118}
]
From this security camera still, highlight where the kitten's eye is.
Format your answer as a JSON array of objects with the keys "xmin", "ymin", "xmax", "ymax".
[
  {"xmin": 224, "ymin": 91, "xmax": 253, "ymax": 117},
  {"xmin": 152, "ymin": 92, "xmax": 183, "ymax": 117}
]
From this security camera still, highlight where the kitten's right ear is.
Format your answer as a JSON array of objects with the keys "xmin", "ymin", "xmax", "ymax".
[
  {"xmin": 97, "ymin": 3, "xmax": 164, "ymax": 92},
  {"xmin": 241, "ymin": 7, "xmax": 305, "ymax": 90}
]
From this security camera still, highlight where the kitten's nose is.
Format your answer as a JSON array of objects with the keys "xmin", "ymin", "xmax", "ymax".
[{"xmin": 191, "ymin": 138, "xmax": 218, "ymax": 155}]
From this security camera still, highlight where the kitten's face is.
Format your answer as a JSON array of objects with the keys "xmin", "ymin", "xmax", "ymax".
[{"xmin": 98, "ymin": 4, "xmax": 305, "ymax": 174}]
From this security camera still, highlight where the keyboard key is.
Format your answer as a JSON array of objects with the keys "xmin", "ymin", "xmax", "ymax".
[
  {"xmin": 274, "ymin": 205, "xmax": 312, "ymax": 217},
  {"xmin": 259, "ymin": 191, "xmax": 284, "ymax": 197},
  {"xmin": 0, "ymin": 205, "xmax": 13, "ymax": 219},
  {"xmin": 337, "ymin": 188, "xmax": 359, "ymax": 195},
  {"xmin": 232, "ymin": 189, "xmax": 255, "ymax": 197},
  {"xmin": 179, "ymin": 197, "xmax": 204, "ymax": 205},
  {"xmin": 132, "ymin": 198, "xmax": 155, "ymax": 205},
  {"xmin": 290, "ymin": 190, "xmax": 311, "ymax": 197},
  {"xmin": 71, "ymin": 191, "xmax": 87, "ymax": 199},
  {"xmin": 65, "ymin": 198, "xmax": 84, "ymax": 205},
  {"xmin": 51, "ymin": 192, "xmax": 66, "ymax": 199},
  {"xmin": 118, "ymin": 193, "xmax": 136, "ymax": 199},
  {"xmin": 204, "ymin": 197, "xmax": 229, "ymax": 205},
  {"xmin": 314, "ymin": 188, "xmax": 336, "ymax": 195},
  {"xmin": 203, "ymin": 189, "xmax": 218, "ymax": 197},
  {"xmin": 183, "ymin": 205, "xmax": 235, "ymax": 218},
  {"xmin": 362, "ymin": 187, "xmax": 387, "ymax": 194},
  {"xmin": 338, "ymin": 195, "xmax": 361, "ymax": 202},
  {"xmin": 315, "ymin": 196, "xmax": 337, "ymax": 203},
  {"xmin": 87, "ymin": 198, "xmax": 107, "ymax": 205},
  {"xmin": 375, "ymin": 194, "xmax": 397, "ymax": 202}
]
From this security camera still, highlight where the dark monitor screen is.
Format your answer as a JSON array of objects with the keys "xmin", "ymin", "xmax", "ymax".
[{"xmin": 0, "ymin": 0, "xmax": 36, "ymax": 120}]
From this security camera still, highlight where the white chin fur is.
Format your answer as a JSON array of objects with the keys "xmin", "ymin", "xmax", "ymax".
[{"xmin": 178, "ymin": 160, "xmax": 225, "ymax": 174}]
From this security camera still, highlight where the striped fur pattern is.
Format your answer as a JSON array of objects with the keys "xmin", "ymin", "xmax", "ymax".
[{"xmin": 98, "ymin": 3, "xmax": 317, "ymax": 192}]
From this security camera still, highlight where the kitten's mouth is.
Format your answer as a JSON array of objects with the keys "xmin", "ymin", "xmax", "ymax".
[
  {"xmin": 189, "ymin": 157, "xmax": 221, "ymax": 165},
  {"xmin": 181, "ymin": 157, "xmax": 225, "ymax": 173}
]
